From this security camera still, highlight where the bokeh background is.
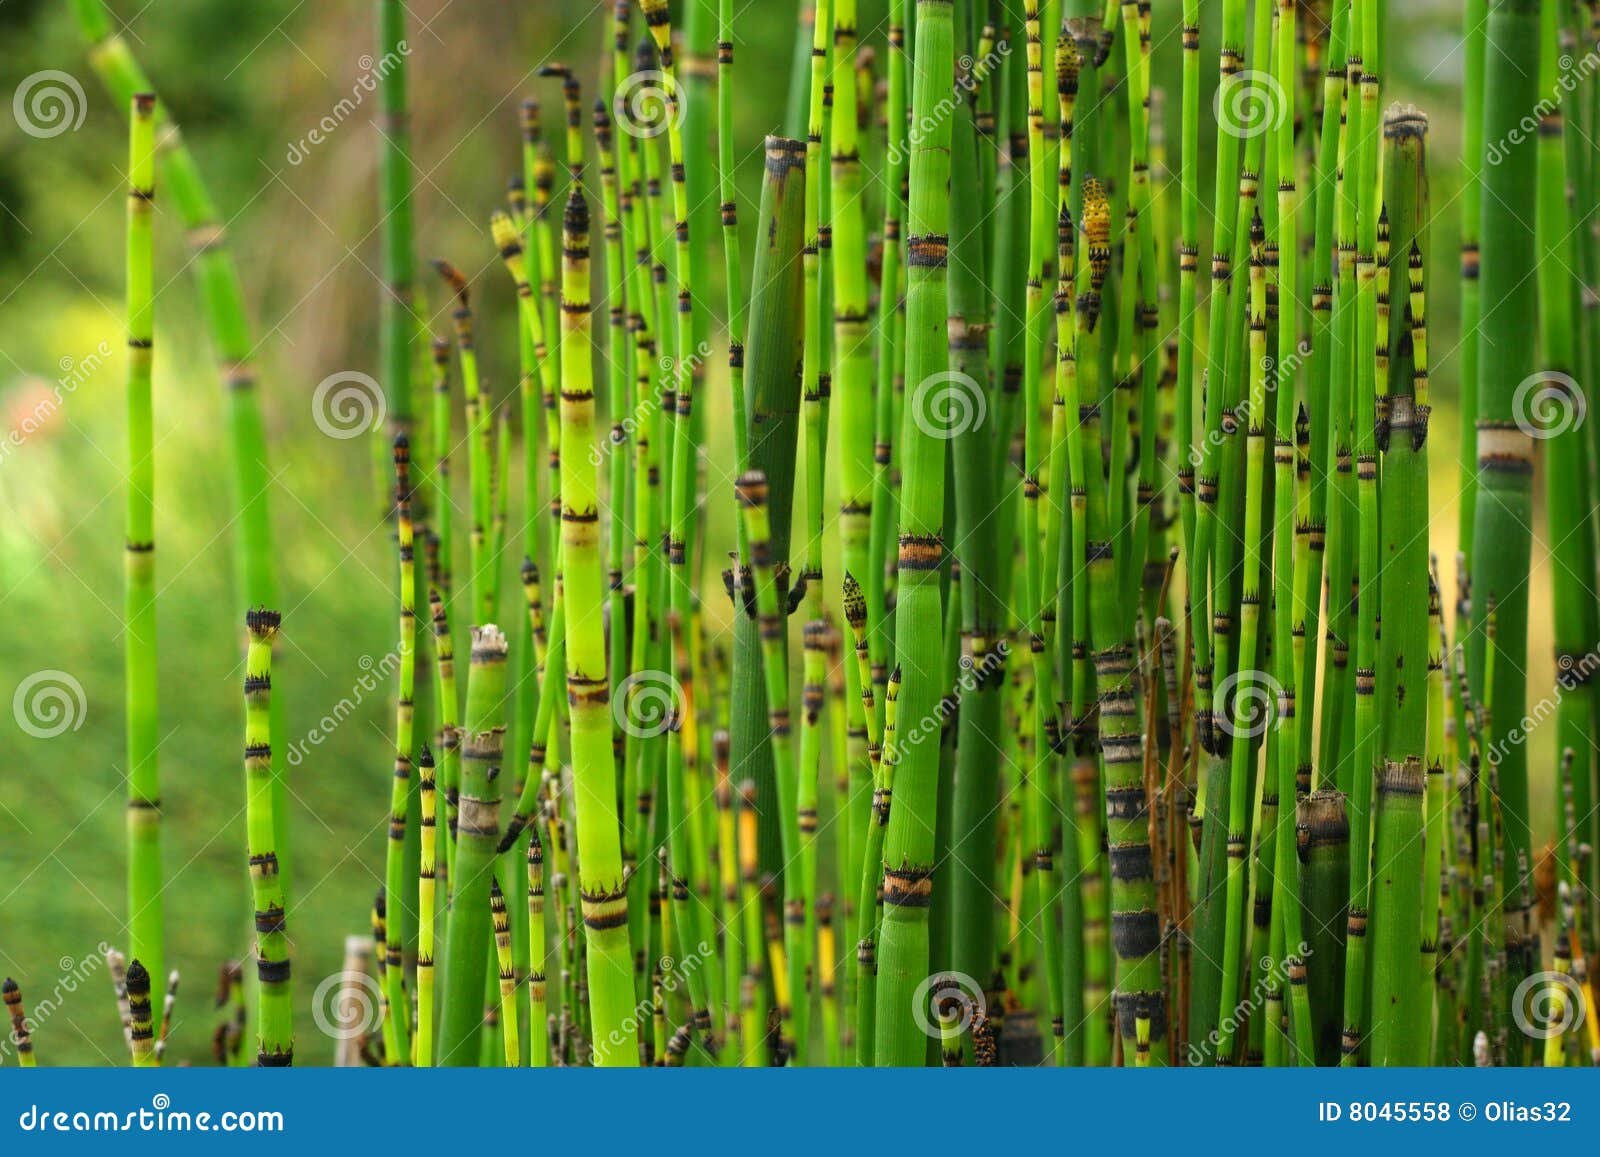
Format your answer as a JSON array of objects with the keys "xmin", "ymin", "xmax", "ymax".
[{"xmin": 0, "ymin": 0, "xmax": 1549, "ymax": 1064}]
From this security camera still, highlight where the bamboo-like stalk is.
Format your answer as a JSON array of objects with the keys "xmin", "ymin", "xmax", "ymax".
[
  {"xmin": 433, "ymin": 261, "xmax": 494, "ymax": 630},
  {"xmin": 378, "ymin": 0, "xmax": 415, "ymax": 445},
  {"xmin": 526, "ymin": 823, "xmax": 549, "ymax": 1067},
  {"xmin": 1536, "ymin": 0, "xmax": 1598, "ymax": 1020},
  {"xmin": 1187, "ymin": 0, "xmax": 1248, "ymax": 1052},
  {"xmin": 1469, "ymin": 0, "xmax": 1541, "ymax": 1021},
  {"xmin": 1457, "ymin": 0, "xmax": 1487, "ymax": 563},
  {"xmin": 843, "ymin": 573, "xmax": 886, "ymax": 1063},
  {"xmin": 1368, "ymin": 104, "xmax": 1431, "ymax": 1068},
  {"xmin": 1297, "ymin": 0, "xmax": 1349, "ymax": 796},
  {"xmin": 870, "ymin": 0, "xmax": 909, "ymax": 697},
  {"xmin": 734, "ymin": 465, "xmax": 806, "ymax": 1060},
  {"xmin": 1018, "ymin": 0, "xmax": 1066, "ymax": 1066},
  {"xmin": 1214, "ymin": 210, "xmax": 1270, "ymax": 1067},
  {"xmin": 428, "ymin": 587, "xmax": 461, "ymax": 882},
  {"xmin": 640, "ymin": 0, "xmax": 721, "ymax": 1061},
  {"xmin": 736, "ymin": 777, "xmax": 769, "ymax": 1065},
  {"xmin": 126, "ymin": 959, "xmax": 155, "ymax": 1067},
  {"xmin": 799, "ymin": 0, "xmax": 834, "ymax": 653},
  {"xmin": 944, "ymin": 7, "xmax": 1010, "ymax": 1061},
  {"xmin": 122, "ymin": 91, "xmax": 162, "ymax": 999},
  {"xmin": 489, "ymin": 878, "xmax": 520, "ymax": 1066},
  {"xmin": 1421, "ymin": 574, "xmax": 1448, "ymax": 1064},
  {"xmin": 831, "ymin": 0, "xmax": 884, "ymax": 1040},
  {"xmin": 1266, "ymin": 0, "xmax": 1313, "ymax": 1067},
  {"xmin": 1051, "ymin": 30, "xmax": 1095, "ymax": 1068},
  {"xmin": 872, "ymin": 0, "xmax": 955, "ymax": 1068},
  {"xmin": 712, "ymin": 732, "xmax": 744, "ymax": 1063},
  {"xmin": 4, "ymin": 978, "xmax": 35, "ymax": 1066},
  {"xmin": 244, "ymin": 609, "xmax": 291, "ymax": 1066},
  {"xmin": 1335, "ymin": 0, "xmax": 1384, "ymax": 1066},
  {"xmin": 430, "ymin": 340, "xmax": 456, "ymax": 621},
  {"xmin": 1175, "ymin": 0, "xmax": 1201, "ymax": 581},
  {"xmin": 72, "ymin": 1, "xmax": 288, "ymax": 899},
  {"xmin": 556, "ymin": 187, "xmax": 637, "ymax": 1066},
  {"xmin": 1369, "ymin": 758, "xmax": 1426, "ymax": 1064},
  {"xmin": 380, "ymin": 436, "xmax": 416, "ymax": 1065},
  {"xmin": 796, "ymin": 618, "xmax": 829, "ymax": 1058},
  {"xmin": 1297, "ymin": 789, "xmax": 1350, "ymax": 1064},
  {"xmin": 416, "ymin": 745, "xmax": 437, "ymax": 1066},
  {"xmin": 435, "ymin": 624, "xmax": 506, "ymax": 1065},
  {"xmin": 732, "ymin": 136, "xmax": 807, "ymax": 965}
]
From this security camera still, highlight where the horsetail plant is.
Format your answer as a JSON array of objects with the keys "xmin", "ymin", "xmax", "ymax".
[
  {"xmin": 557, "ymin": 187, "xmax": 638, "ymax": 1065},
  {"xmin": 243, "ymin": 610, "xmax": 291, "ymax": 1067},
  {"xmin": 4, "ymin": 979, "xmax": 35, "ymax": 1067},
  {"xmin": 74, "ymin": 2, "xmax": 290, "ymax": 890},
  {"xmin": 416, "ymin": 745, "xmax": 437, "ymax": 1067},
  {"xmin": 382, "ymin": 435, "xmax": 416, "ymax": 1065},
  {"xmin": 21, "ymin": 0, "xmax": 1599, "ymax": 1075},
  {"xmin": 435, "ymin": 622, "xmax": 507, "ymax": 1065},
  {"xmin": 123, "ymin": 91, "xmax": 163, "ymax": 998},
  {"xmin": 873, "ymin": 0, "xmax": 954, "ymax": 1067}
]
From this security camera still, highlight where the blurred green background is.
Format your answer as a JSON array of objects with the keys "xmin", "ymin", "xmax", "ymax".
[{"xmin": 0, "ymin": 0, "xmax": 1550, "ymax": 1064}]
